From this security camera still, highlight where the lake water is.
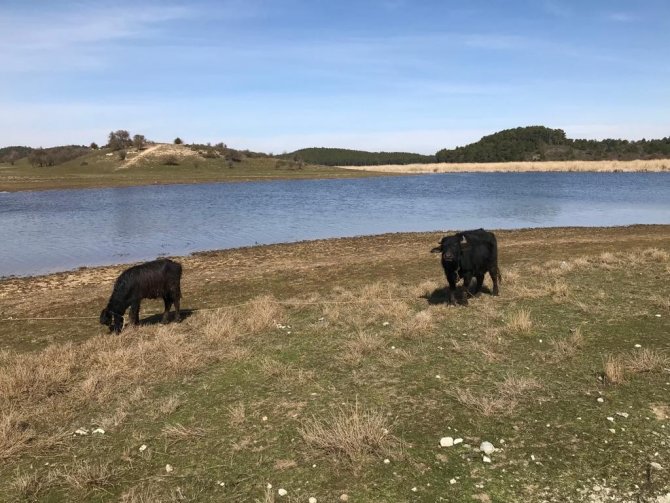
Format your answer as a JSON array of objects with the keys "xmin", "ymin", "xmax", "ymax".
[{"xmin": 1, "ymin": 172, "xmax": 669, "ymax": 277}]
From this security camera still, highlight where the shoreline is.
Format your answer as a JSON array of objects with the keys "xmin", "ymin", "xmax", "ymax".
[
  {"xmin": 1, "ymin": 224, "xmax": 668, "ymax": 282},
  {"xmin": 339, "ymin": 158, "xmax": 670, "ymax": 173}
]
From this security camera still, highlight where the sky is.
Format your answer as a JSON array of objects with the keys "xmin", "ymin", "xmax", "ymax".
[{"xmin": 1, "ymin": 0, "xmax": 669, "ymax": 154}]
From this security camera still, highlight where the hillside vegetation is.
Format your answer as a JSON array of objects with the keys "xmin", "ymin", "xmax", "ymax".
[
  {"xmin": 436, "ymin": 126, "xmax": 670, "ymax": 163},
  {"xmin": 280, "ymin": 147, "xmax": 436, "ymax": 166},
  {"xmin": 281, "ymin": 127, "xmax": 670, "ymax": 166},
  {"xmin": 0, "ymin": 144, "xmax": 380, "ymax": 192},
  {"xmin": 0, "ymin": 226, "xmax": 669, "ymax": 502}
]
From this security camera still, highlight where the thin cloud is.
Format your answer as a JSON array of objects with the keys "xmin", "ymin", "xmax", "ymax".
[{"xmin": 606, "ymin": 12, "xmax": 636, "ymax": 23}]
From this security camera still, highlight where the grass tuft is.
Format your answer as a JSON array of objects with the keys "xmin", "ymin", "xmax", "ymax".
[{"xmin": 299, "ymin": 401, "xmax": 400, "ymax": 464}]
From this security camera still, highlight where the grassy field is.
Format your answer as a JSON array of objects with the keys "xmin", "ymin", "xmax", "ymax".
[
  {"xmin": 0, "ymin": 144, "xmax": 382, "ymax": 192},
  {"xmin": 341, "ymin": 159, "xmax": 670, "ymax": 174},
  {"xmin": 1, "ymin": 226, "xmax": 669, "ymax": 502}
]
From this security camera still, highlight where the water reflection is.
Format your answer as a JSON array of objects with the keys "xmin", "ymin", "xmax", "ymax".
[{"xmin": 0, "ymin": 172, "xmax": 668, "ymax": 277}]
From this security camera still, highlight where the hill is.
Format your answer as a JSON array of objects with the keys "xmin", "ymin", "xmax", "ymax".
[
  {"xmin": 281, "ymin": 147, "xmax": 436, "ymax": 166},
  {"xmin": 436, "ymin": 126, "xmax": 670, "ymax": 163}
]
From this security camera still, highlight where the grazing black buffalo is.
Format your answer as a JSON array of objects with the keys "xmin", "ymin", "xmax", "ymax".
[
  {"xmin": 431, "ymin": 229, "xmax": 501, "ymax": 305},
  {"xmin": 100, "ymin": 258, "xmax": 182, "ymax": 333}
]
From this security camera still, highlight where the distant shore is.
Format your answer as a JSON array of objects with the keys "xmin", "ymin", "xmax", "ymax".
[{"xmin": 340, "ymin": 159, "xmax": 670, "ymax": 173}]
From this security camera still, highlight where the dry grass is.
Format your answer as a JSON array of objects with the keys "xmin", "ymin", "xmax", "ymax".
[
  {"xmin": 161, "ymin": 423, "xmax": 207, "ymax": 441},
  {"xmin": 397, "ymin": 309, "xmax": 435, "ymax": 340},
  {"xmin": 229, "ymin": 402, "xmax": 246, "ymax": 426},
  {"xmin": 0, "ymin": 295, "xmax": 286, "ymax": 461},
  {"xmin": 57, "ymin": 460, "xmax": 118, "ymax": 490},
  {"xmin": 299, "ymin": 402, "xmax": 400, "ymax": 463},
  {"xmin": 504, "ymin": 309, "xmax": 533, "ymax": 335},
  {"xmin": 602, "ymin": 355, "xmax": 626, "ymax": 385},
  {"xmin": 342, "ymin": 330, "xmax": 384, "ymax": 364},
  {"xmin": 626, "ymin": 349, "xmax": 669, "ymax": 373},
  {"xmin": 340, "ymin": 159, "xmax": 670, "ymax": 173},
  {"xmin": 259, "ymin": 357, "xmax": 315, "ymax": 384},
  {"xmin": 549, "ymin": 327, "xmax": 584, "ymax": 361},
  {"xmin": 450, "ymin": 387, "xmax": 516, "ymax": 417},
  {"xmin": 497, "ymin": 373, "xmax": 542, "ymax": 398}
]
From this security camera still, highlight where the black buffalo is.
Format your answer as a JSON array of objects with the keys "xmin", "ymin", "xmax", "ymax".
[
  {"xmin": 100, "ymin": 258, "xmax": 182, "ymax": 333},
  {"xmin": 431, "ymin": 229, "xmax": 501, "ymax": 305}
]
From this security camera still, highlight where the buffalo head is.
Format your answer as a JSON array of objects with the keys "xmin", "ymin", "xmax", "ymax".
[{"xmin": 431, "ymin": 234, "xmax": 467, "ymax": 260}]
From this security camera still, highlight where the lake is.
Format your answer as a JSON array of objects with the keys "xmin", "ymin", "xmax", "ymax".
[{"xmin": 1, "ymin": 172, "xmax": 669, "ymax": 277}]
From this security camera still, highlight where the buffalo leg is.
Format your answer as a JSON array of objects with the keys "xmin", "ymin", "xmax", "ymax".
[
  {"xmin": 129, "ymin": 301, "xmax": 141, "ymax": 325},
  {"xmin": 113, "ymin": 314, "xmax": 124, "ymax": 334},
  {"xmin": 490, "ymin": 267, "xmax": 500, "ymax": 296},
  {"xmin": 172, "ymin": 286, "xmax": 181, "ymax": 322},
  {"xmin": 461, "ymin": 272, "xmax": 473, "ymax": 304},
  {"xmin": 475, "ymin": 274, "xmax": 485, "ymax": 295},
  {"xmin": 162, "ymin": 295, "xmax": 173, "ymax": 323},
  {"xmin": 446, "ymin": 270, "xmax": 458, "ymax": 305}
]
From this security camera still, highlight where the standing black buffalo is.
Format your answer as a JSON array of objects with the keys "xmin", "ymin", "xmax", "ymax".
[
  {"xmin": 100, "ymin": 258, "xmax": 182, "ymax": 333},
  {"xmin": 431, "ymin": 229, "xmax": 501, "ymax": 305}
]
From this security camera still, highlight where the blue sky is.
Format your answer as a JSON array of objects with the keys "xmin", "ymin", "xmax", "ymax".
[{"xmin": 2, "ymin": 0, "xmax": 669, "ymax": 153}]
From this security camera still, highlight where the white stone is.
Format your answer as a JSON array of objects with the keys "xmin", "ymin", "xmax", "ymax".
[
  {"xmin": 483, "ymin": 456, "xmax": 492, "ymax": 463},
  {"xmin": 278, "ymin": 488, "xmax": 287, "ymax": 497},
  {"xmin": 139, "ymin": 444, "xmax": 147, "ymax": 452},
  {"xmin": 382, "ymin": 322, "xmax": 390, "ymax": 326},
  {"xmin": 609, "ymin": 428, "xmax": 616, "ymax": 434},
  {"xmin": 309, "ymin": 498, "xmax": 317, "ymax": 503},
  {"xmin": 607, "ymin": 417, "xmax": 615, "ymax": 422},
  {"xmin": 267, "ymin": 483, "xmax": 272, "ymax": 489},
  {"xmin": 454, "ymin": 438, "xmax": 463, "ymax": 444},
  {"xmin": 440, "ymin": 437, "xmax": 454, "ymax": 447},
  {"xmin": 92, "ymin": 428, "xmax": 105, "ymax": 434},
  {"xmin": 384, "ymin": 458, "xmax": 390, "ymax": 464},
  {"xmin": 597, "ymin": 397, "xmax": 604, "ymax": 403},
  {"xmin": 262, "ymin": 416, "xmax": 268, "ymax": 422},
  {"xmin": 650, "ymin": 462, "xmax": 663, "ymax": 471},
  {"xmin": 165, "ymin": 464, "xmax": 173, "ymax": 473},
  {"xmin": 617, "ymin": 412, "xmax": 630, "ymax": 418},
  {"xmin": 340, "ymin": 494, "xmax": 349, "ymax": 502},
  {"xmin": 635, "ymin": 344, "xmax": 642, "ymax": 348},
  {"xmin": 74, "ymin": 428, "xmax": 89, "ymax": 436},
  {"xmin": 411, "ymin": 487, "xmax": 418, "ymax": 492},
  {"xmin": 480, "ymin": 441, "xmax": 495, "ymax": 455},
  {"xmin": 450, "ymin": 478, "xmax": 457, "ymax": 484}
]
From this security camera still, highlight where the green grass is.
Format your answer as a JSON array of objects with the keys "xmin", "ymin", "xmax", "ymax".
[
  {"xmin": 0, "ymin": 145, "xmax": 384, "ymax": 192},
  {"xmin": 0, "ymin": 227, "xmax": 669, "ymax": 502}
]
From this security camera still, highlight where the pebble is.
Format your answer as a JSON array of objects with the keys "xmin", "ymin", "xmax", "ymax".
[
  {"xmin": 440, "ymin": 437, "xmax": 454, "ymax": 447},
  {"xmin": 217, "ymin": 481, "xmax": 225, "ymax": 487},
  {"xmin": 609, "ymin": 429, "xmax": 616, "ymax": 434},
  {"xmin": 480, "ymin": 441, "xmax": 495, "ymax": 455},
  {"xmin": 267, "ymin": 483, "xmax": 272, "ymax": 489},
  {"xmin": 607, "ymin": 417, "xmax": 615, "ymax": 422},
  {"xmin": 435, "ymin": 375, "xmax": 441, "ymax": 379},
  {"xmin": 92, "ymin": 428, "xmax": 105, "ymax": 434},
  {"xmin": 411, "ymin": 487, "xmax": 418, "ymax": 492},
  {"xmin": 616, "ymin": 412, "xmax": 630, "ymax": 419},
  {"xmin": 483, "ymin": 456, "xmax": 492, "ymax": 463},
  {"xmin": 635, "ymin": 344, "xmax": 642, "ymax": 348},
  {"xmin": 454, "ymin": 438, "xmax": 463, "ymax": 445},
  {"xmin": 382, "ymin": 322, "xmax": 390, "ymax": 326},
  {"xmin": 309, "ymin": 498, "xmax": 317, "ymax": 503},
  {"xmin": 655, "ymin": 314, "xmax": 662, "ymax": 318},
  {"xmin": 278, "ymin": 488, "xmax": 287, "ymax": 497},
  {"xmin": 165, "ymin": 464, "xmax": 173, "ymax": 473},
  {"xmin": 139, "ymin": 444, "xmax": 147, "ymax": 452},
  {"xmin": 262, "ymin": 416, "xmax": 268, "ymax": 422},
  {"xmin": 450, "ymin": 478, "xmax": 457, "ymax": 484},
  {"xmin": 650, "ymin": 462, "xmax": 663, "ymax": 471},
  {"xmin": 74, "ymin": 428, "xmax": 89, "ymax": 436},
  {"xmin": 340, "ymin": 495, "xmax": 349, "ymax": 502},
  {"xmin": 384, "ymin": 458, "xmax": 390, "ymax": 464},
  {"xmin": 597, "ymin": 397, "xmax": 604, "ymax": 403}
]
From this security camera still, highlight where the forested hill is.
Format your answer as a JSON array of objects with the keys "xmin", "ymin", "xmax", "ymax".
[
  {"xmin": 280, "ymin": 148, "xmax": 436, "ymax": 166},
  {"xmin": 436, "ymin": 126, "xmax": 670, "ymax": 163}
]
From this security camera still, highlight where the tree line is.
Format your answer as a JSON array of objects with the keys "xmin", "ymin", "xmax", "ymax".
[
  {"xmin": 435, "ymin": 126, "xmax": 670, "ymax": 163},
  {"xmin": 279, "ymin": 148, "xmax": 435, "ymax": 166}
]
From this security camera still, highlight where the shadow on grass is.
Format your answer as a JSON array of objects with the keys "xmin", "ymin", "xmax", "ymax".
[
  {"xmin": 138, "ymin": 308, "xmax": 195, "ymax": 326},
  {"xmin": 424, "ymin": 284, "xmax": 493, "ymax": 305}
]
